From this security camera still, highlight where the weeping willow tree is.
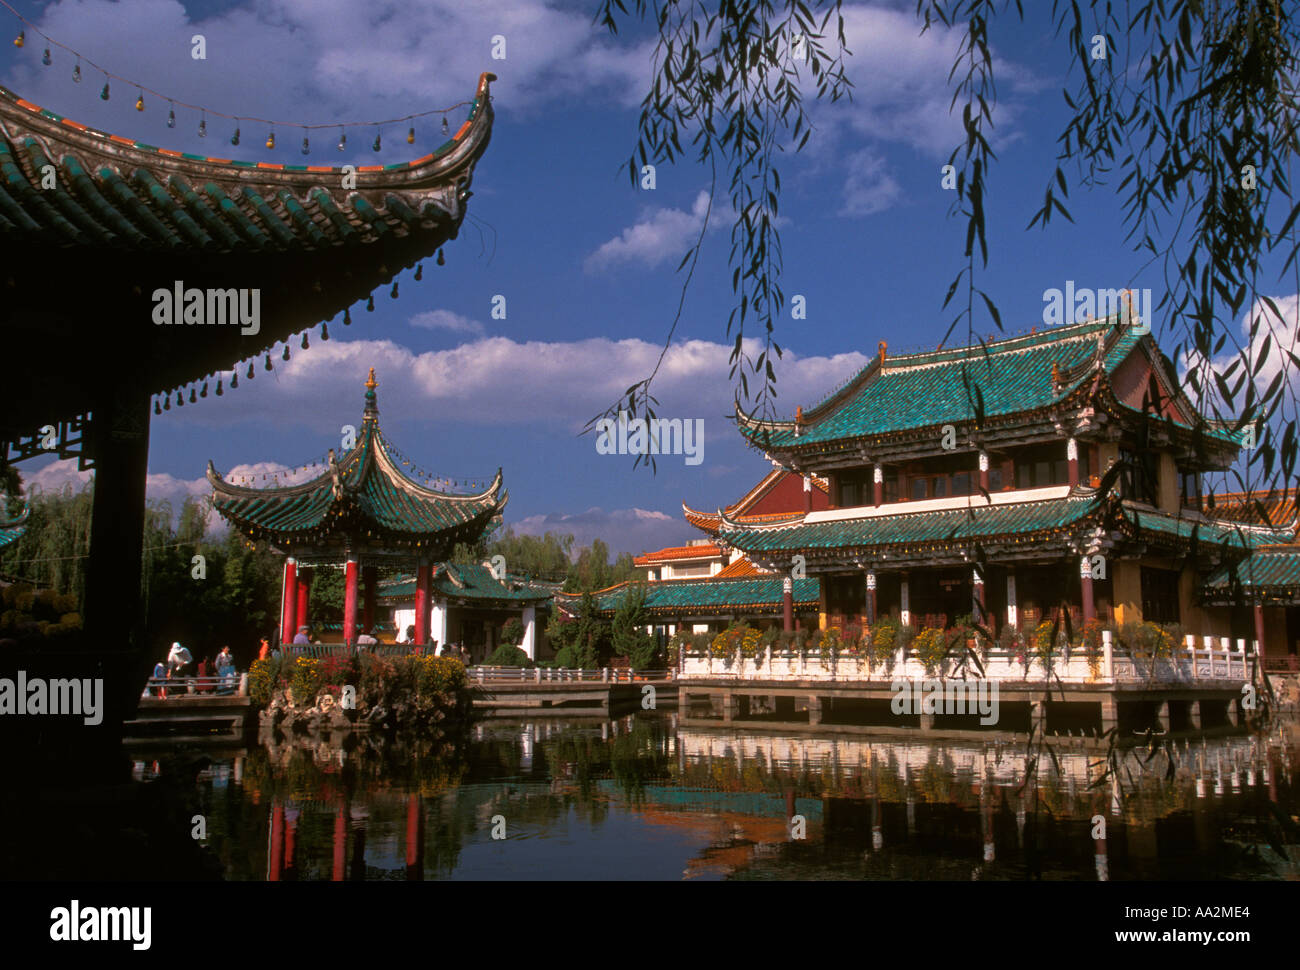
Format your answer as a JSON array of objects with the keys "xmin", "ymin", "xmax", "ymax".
[
  {"xmin": 0, "ymin": 481, "xmax": 94, "ymax": 597},
  {"xmin": 593, "ymin": 0, "xmax": 1300, "ymax": 508}
]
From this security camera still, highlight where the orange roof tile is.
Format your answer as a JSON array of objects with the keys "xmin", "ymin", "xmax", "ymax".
[
  {"xmin": 715, "ymin": 557, "xmax": 765, "ymax": 577},
  {"xmin": 633, "ymin": 543, "xmax": 722, "ymax": 566}
]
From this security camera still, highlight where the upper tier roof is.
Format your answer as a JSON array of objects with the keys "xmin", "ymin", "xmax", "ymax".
[
  {"xmin": 0, "ymin": 72, "xmax": 496, "ymax": 440},
  {"xmin": 208, "ymin": 369, "xmax": 505, "ymax": 557},
  {"xmin": 556, "ymin": 575, "xmax": 821, "ymax": 617},
  {"xmin": 736, "ymin": 316, "xmax": 1239, "ymax": 451}
]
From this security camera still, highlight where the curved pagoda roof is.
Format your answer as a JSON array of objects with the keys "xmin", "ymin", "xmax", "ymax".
[
  {"xmin": 207, "ymin": 369, "xmax": 505, "ymax": 560},
  {"xmin": 735, "ymin": 317, "xmax": 1241, "ymax": 460},
  {"xmin": 0, "ymin": 71, "xmax": 496, "ymax": 439}
]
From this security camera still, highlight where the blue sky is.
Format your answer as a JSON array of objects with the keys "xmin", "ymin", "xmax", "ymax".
[{"xmin": 3, "ymin": 0, "xmax": 1295, "ymax": 554}]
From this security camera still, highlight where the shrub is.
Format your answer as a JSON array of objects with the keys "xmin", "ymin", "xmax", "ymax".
[
  {"xmin": 486, "ymin": 643, "xmax": 531, "ymax": 667},
  {"xmin": 913, "ymin": 627, "xmax": 948, "ymax": 674},
  {"xmin": 249, "ymin": 657, "xmax": 282, "ymax": 706},
  {"xmin": 500, "ymin": 618, "xmax": 524, "ymax": 645},
  {"xmin": 288, "ymin": 656, "xmax": 321, "ymax": 705}
]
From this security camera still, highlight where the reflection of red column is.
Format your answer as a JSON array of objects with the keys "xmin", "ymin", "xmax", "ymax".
[
  {"xmin": 785, "ymin": 786, "xmax": 796, "ymax": 840},
  {"xmin": 406, "ymin": 794, "xmax": 423, "ymax": 880},
  {"xmin": 296, "ymin": 568, "xmax": 312, "ymax": 631},
  {"xmin": 284, "ymin": 809, "xmax": 298, "ymax": 880},
  {"xmin": 343, "ymin": 558, "xmax": 359, "ymax": 645},
  {"xmin": 280, "ymin": 558, "xmax": 297, "ymax": 645},
  {"xmin": 269, "ymin": 801, "xmax": 285, "ymax": 882},
  {"xmin": 362, "ymin": 565, "xmax": 377, "ymax": 633},
  {"xmin": 350, "ymin": 821, "xmax": 367, "ymax": 881},
  {"xmin": 332, "ymin": 800, "xmax": 347, "ymax": 882},
  {"xmin": 414, "ymin": 562, "xmax": 431, "ymax": 644}
]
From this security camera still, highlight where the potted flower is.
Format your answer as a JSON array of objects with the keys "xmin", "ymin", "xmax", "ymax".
[
  {"xmin": 913, "ymin": 626, "xmax": 948, "ymax": 675},
  {"xmin": 870, "ymin": 615, "xmax": 899, "ymax": 670}
]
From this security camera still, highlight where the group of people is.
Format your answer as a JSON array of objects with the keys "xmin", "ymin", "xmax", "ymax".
[{"xmin": 149, "ymin": 642, "xmax": 237, "ymax": 698}]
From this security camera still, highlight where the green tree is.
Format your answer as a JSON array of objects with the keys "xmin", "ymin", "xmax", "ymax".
[{"xmin": 610, "ymin": 583, "xmax": 662, "ymax": 670}]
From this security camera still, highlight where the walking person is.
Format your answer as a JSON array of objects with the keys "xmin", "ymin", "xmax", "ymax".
[{"xmin": 151, "ymin": 659, "xmax": 167, "ymax": 699}]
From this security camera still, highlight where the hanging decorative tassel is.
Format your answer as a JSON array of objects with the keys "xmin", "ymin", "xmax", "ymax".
[
  {"xmin": 176, "ymin": 391, "xmax": 183, "ymax": 407},
  {"xmin": 42, "ymin": 47, "xmax": 50, "ymax": 66},
  {"xmin": 265, "ymin": 353, "xmax": 273, "ymax": 370},
  {"xmin": 247, "ymin": 362, "xmax": 255, "ymax": 379},
  {"xmin": 230, "ymin": 371, "xmax": 238, "ymax": 389},
  {"xmin": 301, "ymin": 137, "xmax": 310, "ymax": 155},
  {"xmin": 414, "ymin": 263, "xmax": 422, "ymax": 281},
  {"xmin": 72, "ymin": 60, "xmax": 80, "ymax": 83},
  {"xmin": 436, "ymin": 248, "xmax": 445, "ymax": 266},
  {"xmin": 343, "ymin": 307, "xmax": 352, "ymax": 326},
  {"xmin": 163, "ymin": 395, "xmax": 170, "ymax": 411},
  {"xmin": 199, "ymin": 112, "xmax": 207, "ymax": 137},
  {"xmin": 372, "ymin": 131, "xmax": 382, "ymax": 152},
  {"xmin": 167, "ymin": 104, "xmax": 176, "ymax": 128},
  {"xmin": 154, "ymin": 399, "xmax": 162, "ymax": 415},
  {"xmin": 337, "ymin": 129, "xmax": 347, "ymax": 152},
  {"xmin": 189, "ymin": 387, "xmax": 197, "ymax": 403},
  {"xmin": 441, "ymin": 116, "xmax": 449, "ymax": 136},
  {"xmin": 390, "ymin": 281, "xmax": 398, "ymax": 299},
  {"xmin": 366, "ymin": 295, "xmax": 374, "ymax": 312},
  {"xmin": 100, "ymin": 79, "xmax": 110, "ymax": 101},
  {"xmin": 231, "ymin": 122, "xmax": 241, "ymax": 146}
]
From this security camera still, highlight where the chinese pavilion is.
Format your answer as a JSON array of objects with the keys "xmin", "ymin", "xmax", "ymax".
[
  {"xmin": 0, "ymin": 71, "xmax": 495, "ymax": 732},
  {"xmin": 378, "ymin": 562, "xmax": 560, "ymax": 662},
  {"xmin": 718, "ymin": 315, "xmax": 1296, "ymax": 650},
  {"xmin": 556, "ymin": 469, "xmax": 828, "ymax": 637},
  {"xmin": 209, "ymin": 369, "xmax": 506, "ymax": 647}
]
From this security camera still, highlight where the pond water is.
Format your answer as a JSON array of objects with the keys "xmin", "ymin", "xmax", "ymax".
[{"xmin": 145, "ymin": 713, "xmax": 1300, "ymax": 880}]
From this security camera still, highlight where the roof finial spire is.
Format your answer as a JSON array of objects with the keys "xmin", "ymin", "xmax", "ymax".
[
  {"xmin": 366, "ymin": 367, "xmax": 377, "ymax": 391},
  {"xmin": 363, "ymin": 367, "xmax": 378, "ymax": 416}
]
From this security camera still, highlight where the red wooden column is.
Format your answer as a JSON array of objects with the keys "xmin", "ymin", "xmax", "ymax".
[
  {"xmin": 782, "ymin": 576, "xmax": 794, "ymax": 632},
  {"xmin": 296, "ymin": 567, "xmax": 313, "ymax": 631},
  {"xmin": 978, "ymin": 452, "xmax": 990, "ymax": 495},
  {"xmin": 414, "ymin": 561, "xmax": 431, "ymax": 644},
  {"xmin": 1067, "ymin": 438, "xmax": 1079, "ymax": 487},
  {"xmin": 362, "ymin": 564, "xmax": 378, "ymax": 633},
  {"xmin": 865, "ymin": 570, "xmax": 877, "ymax": 626},
  {"xmin": 873, "ymin": 465, "xmax": 884, "ymax": 506},
  {"xmin": 343, "ymin": 557, "xmax": 359, "ymax": 645},
  {"xmin": 284, "ymin": 807, "xmax": 299, "ymax": 879},
  {"xmin": 280, "ymin": 557, "xmax": 297, "ymax": 645},
  {"xmin": 1254, "ymin": 603, "xmax": 1267, "ymax": 658},
  {"xmin": 1080, "ymin": 555, "xmax": 1096, "ymax": 622}
]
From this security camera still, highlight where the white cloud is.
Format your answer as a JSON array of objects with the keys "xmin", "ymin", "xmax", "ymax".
[
  {"xmin": 1181, "ymin": 294, "xmax": 1300, "ymax": 420},
  {"xmin": 584, "ymin": 191, "xmax": 713, "ymax": 273},
  {"xmin": 410, "ymin": 310, "xmax": 486, "ymax": 337},
  {"xmin": 159, "ymin": 334, "xmax": 870, "ymax": 433},
  {"xmin": 841, "ymin": 149, "xmax": 904, "ymax": 216}
]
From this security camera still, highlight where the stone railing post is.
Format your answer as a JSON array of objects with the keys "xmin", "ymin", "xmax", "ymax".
[
  {"xmin": 1186, "ymin": 634, "xmax": 1198, "ymax": 680},
  {"xmin": 1236, "ymin": 638, "xmax": 1247, "ymax": 678},
  {"xmin": 602, "ymin": 667, "xmax": 609, "ymax": 682},
  {"xmin": 535, "ymin": 667, "xmax": 541, "ymax": 683},
  {"xmin": 1102, "ymin": 629, "xmax": 1114, "ymax": 680},
  {"xmin": 764, "ymin": 645, "xmax": 772, "ymax": 677},
  {"xmin": 238, "ymin": 672, "xmax": 249, "ymax": 697}
]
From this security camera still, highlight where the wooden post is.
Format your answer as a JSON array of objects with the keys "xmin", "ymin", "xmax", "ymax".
[
  {"xmin": 783, "ymin": 575, "xmax": 794, "ymax": 632},
  {"xmin": 1006, "ymin": 571, "xmax": 1018, "ymax": 631},
  {"xmin": 803, "ymin": 474, "xmax": 813, "ymax": 513},
  {"xmin": 343, "ymin": 557, "xmax": 359, "ymax": 646},
  {"xmin": 873, "ymin": 465, "xmax": 884, "ymax": 507},
  {"xmin": 972, "ymin": 567, "xmax": 985, "ymax": 624},
  {"xmin": 296, "ymin": 566, "xmax": 313, "ymax": 631},
  {"xmin": 1067, "ymin": 438, "xmax": 1079, "ymax": 487},
  {"xmin": 1080, "ymin": 554, "xmax": 1096, "ymax": 622},
  {"xmin": 414, "ymin": 561, "xmax": 431, "ymax": 644},
  {"xmin": 900, "ymin": 573, "xmax": 910, "ymax": 628},
  {"xmin": 280, "ymin": 557, "xmax": 298, "ymax": 645},
  {"xmin": 865, "ymin": 570, "xmax": 877, "ymax": 627},
  {"xmin": 1254, "ymin": 603, "xmax": 1267, "ymax": 659}
]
